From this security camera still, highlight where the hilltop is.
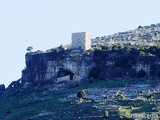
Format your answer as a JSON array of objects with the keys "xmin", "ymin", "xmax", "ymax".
[
  {"xmin": 1, "ymin": 23, "xmax": 160, "ymax": 119},
  {"xmin": 92, "ymin": 23, "xmax": 160, "ymax": 46}
]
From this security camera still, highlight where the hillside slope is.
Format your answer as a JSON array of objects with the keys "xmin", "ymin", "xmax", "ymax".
[
  {"xmin": 92, "ymin": 23, "xmax": 160, "ymax": 46},
  {"xmin": 1, "ymin": 23, "xmax": 160, "ymax": 120},
  {"xmin": 1, "ymin": 79, "xmax": 160, "ymax": 120}
]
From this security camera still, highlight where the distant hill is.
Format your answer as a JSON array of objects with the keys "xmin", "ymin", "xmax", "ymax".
[
  {"xmin": 1, "ymin": 23, "xmax": 160, "ymax": 119},
  {"xmin": 92, "ymin": 23, "xmax": 160, "ymax": 46}
]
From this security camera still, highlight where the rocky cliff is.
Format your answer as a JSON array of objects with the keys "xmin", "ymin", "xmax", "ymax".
[
  {"xmin": 89, "ymin": 47, "xmax": 160, "ymax": 80},
  {"xmin": 5, "ymin": 23, "xmax": 160, "ymax": 88},
  {"xmin": 22, "ymin": 47, "xmax": 95, "ymax": 84},
  {"xmin": 1, "ymin": 46, "xmax": 160, "ymax": 120},
  {"xmin": 20, "ymin": 46, "xmax": 160, "ymax": 87}
]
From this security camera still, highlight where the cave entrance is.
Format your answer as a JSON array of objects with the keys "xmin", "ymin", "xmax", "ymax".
[
  {"xmin": 137, "ymin": 69, "xmax": 147, "ymax": 78},
  {"xmin": 57, "ymin": 68, "xmax": 74, "ymax": 80}
]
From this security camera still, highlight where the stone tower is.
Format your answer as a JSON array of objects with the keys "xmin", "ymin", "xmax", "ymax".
[{"xmin": 72, "ymin": 32, "xmax": 91, "ymax": 51}]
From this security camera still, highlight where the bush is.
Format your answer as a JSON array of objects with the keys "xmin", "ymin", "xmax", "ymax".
[
  {"xmin": 145, "ymin": 93, "xmax": 155, "ymax": 100},
  {"xmin": 117, "ymin": 94, "xmax": 126, "ymax": 100},
  {"xmin": 118, "ymin": 106, "xmax": 131, "ymax": 119},
  {"xmin": 77, "ymin": 90, "xmax": 86, "ymax": 99},
  {"xmin": 112, "ymin": 45, "xmax": 119, "ymax": 50},
  {"xmin": 104, "ymin": 111, "xmax": 108, "ymax": 118}
]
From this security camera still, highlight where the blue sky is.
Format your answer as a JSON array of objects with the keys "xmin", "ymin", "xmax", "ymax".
[{"xmin": 0, "ymin": 0, "xmax": 160, "ymax": 86}]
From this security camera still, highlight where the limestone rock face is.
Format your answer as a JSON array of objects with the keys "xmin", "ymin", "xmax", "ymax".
[
  {"xmin": 21, "ymin": 48, "xmax": 160, "ymax": 84},
  {"xmin": 135, "ymin": 62, "xmax": 150, "ymax": 76},
  {"xmin": 91, "ymin": 50, "xmax": 160, "ymax": 79},
  {"xmin": 22, "ymin": 49, "xmax": 95, "ymax": 83}
]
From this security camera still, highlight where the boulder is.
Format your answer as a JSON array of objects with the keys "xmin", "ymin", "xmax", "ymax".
[{"xmin": 0, "ymin": 84, "xmax": 5, "ymax": 91}]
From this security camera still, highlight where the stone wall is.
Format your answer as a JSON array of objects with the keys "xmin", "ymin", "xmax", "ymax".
[
  {"xmin": 72, "ymin": 32, "xmax": 91, "ymax": 51},
  {"xmin": 56, "ymin": 75, "xmax": 70, "ymax": 82}
]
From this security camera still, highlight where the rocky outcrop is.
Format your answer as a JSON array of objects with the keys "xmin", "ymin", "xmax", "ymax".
[
  {"xmin": 21, "ymin": 47, "xmax": 160, "ymax": 84},
  {"xmin": 22, "ymin": 49, "xmax": 95, "ymax": 83},
  {"xmin": 0, "ymin": 84, "xmax": 5, "ymax": 95},
  {"xmin": 7, "ymin": 79, "xmax": 22, "ymax": 89},
  {"xmin": 90, "ymin": 50, "xmax": 160, "ymax": 79},
  {"xmin": 0, "ymin": 84, "xmax": 5, "ymax": 91}
]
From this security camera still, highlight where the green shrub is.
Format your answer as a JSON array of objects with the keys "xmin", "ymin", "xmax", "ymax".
[
  {"xmin": 77, "ymin": 90, "xmax": 86, "ymax": 99},
  {"xmin": 145, "ymin": 93, "xmax": 155, "ymax": 100},
  {"xmin": 118, "ymin": 106, "xmax": 131, "ymax": 118},
  {"xmin": 117, "ymin": 94, "xmax": 126, "ymax": 100},
  {"xmin": 104, "ymin": 110, "xmax": 108, "ymax": 118}
]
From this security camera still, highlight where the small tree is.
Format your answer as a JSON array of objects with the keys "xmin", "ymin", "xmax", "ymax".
[
  {"xmin": 138, "ymin": 25, "xmax": 142, "ymax": 29},
  {"xmin": 77, "ymin": 90, "xmax": 86, "ymax": 99},
  {"xmin": 117, "ymin": 93, "xmax": 126, "ymax": 100},
  {"xmin": 112, "ymin": 45, "xmax": 118, "ymax": 50},
  {"xmin": 145, "ymin": 93, "xmax": 155, "ymax": 100},
  {"xmin": 26, "ymin": 46, "xmax": 33, "ymax": 53}
]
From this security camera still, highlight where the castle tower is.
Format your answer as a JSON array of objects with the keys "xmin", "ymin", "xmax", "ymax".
[{"xmin": 71, "ymin": 32, "xmax": 91, "ymax": 51}]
